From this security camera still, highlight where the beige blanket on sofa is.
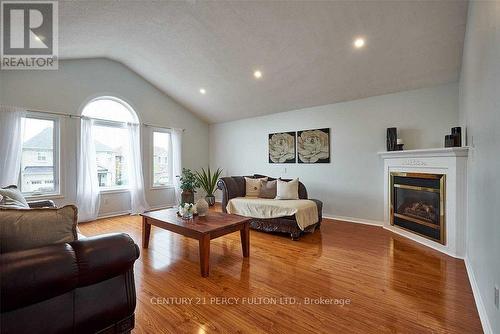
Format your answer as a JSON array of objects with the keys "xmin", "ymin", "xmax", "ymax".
[{"xmin": 226, "ymin": 197, "xmax": 318, "ymax": 231}]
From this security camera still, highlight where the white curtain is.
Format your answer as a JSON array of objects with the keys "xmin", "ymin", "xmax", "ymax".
[
  {"xmin": 76, "ymin": 118, "xmax": 100, "ymax": 222},
  {"xmin": 126, "ymin": 123, "xmax": 149, "ymax": 214},
  {"xmin": 171, "ymin": 128, "xmax": 183, "ymax": 205},
  {"xmin": 0, "ymin": 105, "xmax": 26, "ymax": 187}
]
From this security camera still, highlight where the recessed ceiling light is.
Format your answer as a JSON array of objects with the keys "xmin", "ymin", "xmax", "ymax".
[
  {"xmin": 253, "ymin": 70, "xmax": 263, "ymax": 79},
  {"xmin": 199, "ymin": 88, "xmax": 206, "ymax": 95},
  {"xmin": 354, "ymin": 38, "xmax": 365, "ymax": 49}
]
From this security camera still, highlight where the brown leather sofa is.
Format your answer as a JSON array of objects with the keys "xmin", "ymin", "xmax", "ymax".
[
  {"xmin": 0, "ymin": 199, "xmax": 140, "ymax": 334},
  {"xmin": 217, "ymin": 174, "xmax": 323, "ymax": 240}
]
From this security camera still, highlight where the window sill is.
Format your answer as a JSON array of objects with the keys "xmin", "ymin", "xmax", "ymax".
[
  {"xmin": 99, "ymin": 188, "xmax": 130, "ymax": 194},
  {"xmin": 25, "ymin": 194, "xmax": 64, "ymax": 201},
  {"xmin": 151, "ymin": 185, "xmax": 174, "ymax": 190}
]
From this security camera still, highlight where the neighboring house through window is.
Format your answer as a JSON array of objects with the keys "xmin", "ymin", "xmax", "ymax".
[
  {"xmin": 37, "ymin": 152, "xmax": 47, "ymax": 161},
  {"xmin": 81, "ymin": 97, "xmax": 139, "ymax": 190},
  {"xmin": 152, "ymin": 130, "xmax": 172, "ymax": 187},
  {"xmin": 20, "ymin": 115, "xmax": 60, "ymax": 196}
]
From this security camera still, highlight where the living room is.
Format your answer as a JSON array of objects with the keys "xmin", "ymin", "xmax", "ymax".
[{"xmin": 0, "ymin": 1, "xmax": 498, "ymax": 333}]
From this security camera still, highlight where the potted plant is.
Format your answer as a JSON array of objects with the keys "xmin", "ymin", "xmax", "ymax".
[
  {"xmin": 195, "ymin": 167, "xmax": 223, "ymax": 206},
  {"xmin": 179, "ymin": 168, "xmax": 199, "ymax": 204}
]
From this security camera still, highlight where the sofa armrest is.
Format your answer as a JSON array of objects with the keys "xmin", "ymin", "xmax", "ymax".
[
  {"xmin": 217, "ymin": 177, "xmax": 246, "ymax": 213},
  {"xmin": 0, "ymin": 233, "xmax": 139, "ymax": 313},
  {"xmin": 0, "ymin": 243, "xmax": 78, "ymax": 312},
  {"xmin": 310, "ymin": 199, "xmax": 323, "ymax": 222},
  {"xmin": 70, "ymin": 233, "xmax": 140, "ymax": 287},
  {"xmin": 28, "ymin": 200, "xmax": 56, "ymax": 208}
]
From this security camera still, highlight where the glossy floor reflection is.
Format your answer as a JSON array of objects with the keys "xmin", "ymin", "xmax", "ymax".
[{"xmin": 79, "ymin": 210, "xmax": 482, "ymax": 334}]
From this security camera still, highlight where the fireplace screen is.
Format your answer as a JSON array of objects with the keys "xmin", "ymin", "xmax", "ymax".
[{"xmin": 390, "ymin": 172, "xmax": 445, "ymax": 244}]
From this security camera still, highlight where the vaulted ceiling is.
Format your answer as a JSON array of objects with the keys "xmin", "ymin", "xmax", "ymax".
[{"xmin": 59, "ymin": 1, "xmax": 467, "ymax": 123}]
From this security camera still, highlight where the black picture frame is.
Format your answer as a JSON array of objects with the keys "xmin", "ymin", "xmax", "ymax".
[
  {"xmin": 297, "ymin": 128, "xmax": 330, "ymax": 163},
  {"xmin": 268, "ymin": 131, "xmax": 296, "ymax": 163}
]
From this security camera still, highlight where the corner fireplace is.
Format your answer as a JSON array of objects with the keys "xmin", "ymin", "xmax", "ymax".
[{"xmin": 390, "ymin": 172, "xmax": 445, "ymax": 244}]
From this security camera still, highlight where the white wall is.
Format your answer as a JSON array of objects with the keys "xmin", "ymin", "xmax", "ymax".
[
  {"xmin": 210, "ymin": 83, "xmax": 459, "ymax": 222},
  {"xmin": 459, "ymin": 1, "xmax": 500, "ymax": 333},
  {"xmin": 0, "ymin": 58, "xmax": 209, "ymax": 216}
]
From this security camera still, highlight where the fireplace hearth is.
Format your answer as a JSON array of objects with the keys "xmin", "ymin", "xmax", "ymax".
[{"xmin": 390, "ymin": 172, "xmax": 445, "ymax": 244}]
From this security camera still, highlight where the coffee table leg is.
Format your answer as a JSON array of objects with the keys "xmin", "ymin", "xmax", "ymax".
[
  {"xmin": 199, "ymin": 234, "xmax": 210, "ymax": 277},
  {"xmin": 240, "ymin": 222, "xmax": 250, "ymax": 257},
  {"xmin": 142, "ymin": 216, "xmax": 151, "ymax": 249}
]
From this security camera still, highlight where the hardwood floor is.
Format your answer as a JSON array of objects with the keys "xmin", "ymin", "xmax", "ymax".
[{"xmin": 79, "ymin": 208, "xmax": 482, "ymax": 334}]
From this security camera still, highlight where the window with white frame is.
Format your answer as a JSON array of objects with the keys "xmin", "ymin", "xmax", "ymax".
[
  {"xmin": 152, "ymin": 130, "xmax": 171, "ymax": 187},
  {"xmin": 20, "ymin": 115, "xmax": 60, "ymax": 195},
  {"xmin": 81, "ymin": 97, "xmax": 138, "ymax": 190}
]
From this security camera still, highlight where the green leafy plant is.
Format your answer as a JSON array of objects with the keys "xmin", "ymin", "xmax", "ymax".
[
  {"xmin": 179, "ymin": 168, "xmax": 200, "ymax": 192},
  {"xmin": 195, "ymin": 167, "xmax": 223, "ymax": 196}
]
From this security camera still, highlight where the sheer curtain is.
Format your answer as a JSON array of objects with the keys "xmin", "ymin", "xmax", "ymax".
[
  {"xmin": 171, "ymin": 128, "xmax": 183, "ymax": 205},
  {"xmin": 126, "ymin": 123, "xmax": 149, "ymax": 214},
  {"xmin": 0, "ymin": 105, "xmax": 26, "ymax": 187},
  {"xmin": 76, "ymin": 118, "xmax": 100, "ymax": 222}
]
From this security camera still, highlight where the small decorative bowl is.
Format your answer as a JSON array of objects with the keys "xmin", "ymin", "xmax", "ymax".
[{"xmin": 177, "ymin": 211, "xmax": 198, "ymax": 220}]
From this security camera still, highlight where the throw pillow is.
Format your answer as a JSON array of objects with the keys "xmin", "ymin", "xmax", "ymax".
[
  {"xmin": 245, "ymin": 177, "xmax": 268, "ymax": 197},
  {"xmin": 0, "ymin": 187, "xmax": 29, "ymax": 209},
  {"xmin": 259, "ymin": 180, "xmax": 277, "ymax": 199},
  {"xmin": 0, "ymin": 205, "xmax": 78, "ymax": 253},
  {"xmin": 275, "ymin": 178, "xmax": 299, "ymax": 200}
]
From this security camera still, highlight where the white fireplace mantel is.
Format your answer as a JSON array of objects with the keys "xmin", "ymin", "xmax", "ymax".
[
  {"xmin": 378, "ymin": 147, "xmax": 469, "ymax": 258},
  {"xmin": 378, "ymin": 147, "xmax": 470, "ymax": 159}
]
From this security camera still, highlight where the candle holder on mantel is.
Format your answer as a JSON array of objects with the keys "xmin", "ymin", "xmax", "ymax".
[
  {"xmin": 445, "ymin": 127, "xmax": 462, "ymax": 147},
  {"xmin": 386, "ymin": 127, "xmax": 397, "ymax": 151},
  {"xmin": 395, "ymin": 138, "xmax": 404, "ymax": 151}
]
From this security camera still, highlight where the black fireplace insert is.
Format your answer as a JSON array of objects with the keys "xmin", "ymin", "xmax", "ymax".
[{"xmin": 390, "ymin": 172, "xmax": 445, "ymax": 244}]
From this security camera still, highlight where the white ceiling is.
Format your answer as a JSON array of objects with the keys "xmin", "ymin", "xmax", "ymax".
[{"xmin": 59, "ymin": 1, "xmax": 468, "ymax": 123}]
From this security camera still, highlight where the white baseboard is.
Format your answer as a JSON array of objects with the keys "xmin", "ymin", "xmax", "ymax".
[
  {"xmin": 148, "ymin": 204, "xmax": 174, "ymax": 211},
  {"xmin": 97, "ymin": 210, "xmax": 131, "ymax": 219},
  {"xmin": 216, "ymin": 203, "xmax": 383, "ymax": 227},
  {"xmin": 465, "ymin": 257, "xmax": 493, "ymax": 334},
  {"xmin": 97, "ymin": 204, "xmax": 175, "ymax": 219},
  {"xmin": 323, "ymin": 214, "xmax": 384, "ymax": 227}
]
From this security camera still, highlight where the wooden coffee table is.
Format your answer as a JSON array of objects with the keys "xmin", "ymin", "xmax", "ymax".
[{"xmin": 140, "ymin": 208, "xmax": 251, "ymax": 277}]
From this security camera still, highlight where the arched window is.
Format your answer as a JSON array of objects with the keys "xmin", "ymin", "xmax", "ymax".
[
  {"xmin": 81, "ymin": 97, "xmax": 139, "ymax": 189},
  {"xmin": 82, "ymin": 97, "xmax": 138, "ymax": 123}
]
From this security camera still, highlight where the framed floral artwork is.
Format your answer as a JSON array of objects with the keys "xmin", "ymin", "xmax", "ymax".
[
  {"xmin": 268, "ymin": 132, "xmax": 296, "ymax": 163},
  {"xmin": 297, "ymin": 128, "xmax": 330, "ymax": 163}
]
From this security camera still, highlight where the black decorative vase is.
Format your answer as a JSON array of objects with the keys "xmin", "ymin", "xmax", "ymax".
[
  {"xmin": 451, "ymin": 127, "xmax": 462, "ymax": 147},
  {"xmin": 387, "ymin": 128, "xmax": 397, "ymax": 151},
  {"xmin": 445, "ymin": 135, "xmax": 455, "ymax": 147}
]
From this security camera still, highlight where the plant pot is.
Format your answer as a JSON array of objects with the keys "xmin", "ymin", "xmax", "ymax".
[
  {"xmin": 181, "ymin": 190, "xmax": 194, "ymax": 204},
  {"xmin": 205, "ymin": 195, "xmax": 216, "ymax": 206}
]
